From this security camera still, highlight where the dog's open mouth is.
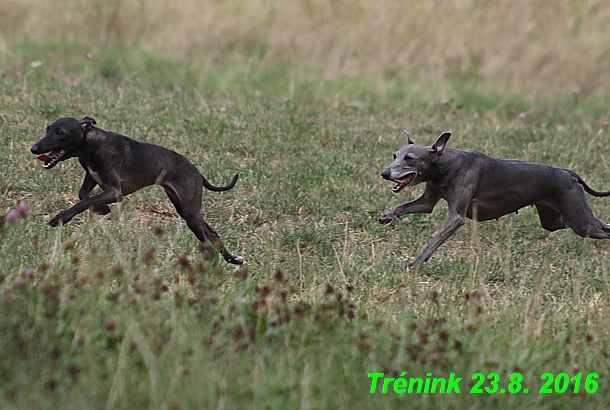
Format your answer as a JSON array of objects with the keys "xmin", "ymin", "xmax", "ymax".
[
  {"xmin": 36, "ymin": 150, "xmax": 66, "ymax": 169},
  {"xmin": 392, "ymin": 172, "xmax": 416, "ymax": 193}
]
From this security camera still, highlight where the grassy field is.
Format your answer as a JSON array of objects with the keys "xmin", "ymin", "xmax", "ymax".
[{"xmin": 2, "ymin": 23, "xmax": 610, "ymax": 410}]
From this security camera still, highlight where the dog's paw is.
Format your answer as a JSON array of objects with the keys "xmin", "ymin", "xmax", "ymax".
[
  {"xmin": 228, "ymin": 255, "xmax": 244, "ymax": 265},
  {"xmin": 377, "ymin": 213, "xmax": 394, "ymax": 225},
  {"xmin": 92, "ymin": 204, "xmax": 111, "ymax": 215},
  {"xmin": 49, "ymin": 211, "xmax": 73, "ymax": 227},
  {"xmin": 220, "ymin": 247, "xmax": 244, "ymax": 265},
  {"xmin": 48, "ymin": 215, "xmax": 64, "ymax": 227},
  {"xmin": 405, "ymin": 260, "xmax": 418, "ymax": 270}
]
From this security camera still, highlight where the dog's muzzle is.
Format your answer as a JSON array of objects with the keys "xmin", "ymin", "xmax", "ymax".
[
  {"xmin": 34, "ymin": 149, "xmax": 66, "ymax": 169},
  {"xmin": 391, "ymin": 172, "xmax": 417, "ymax": 193}
]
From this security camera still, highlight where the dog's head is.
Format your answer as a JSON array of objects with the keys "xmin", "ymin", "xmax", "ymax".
[
  {"xmin": 381, "ymin": 131, "xmax": 451, "ymax": 193},
  {"xmin": 30, "ymin": 116, "xmax": 97, "ymax": 169}
]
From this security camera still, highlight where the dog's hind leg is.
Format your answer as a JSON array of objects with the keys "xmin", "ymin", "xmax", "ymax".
[
  {"xmin": 553, "ymin": 186, "xmax": 610, "ymax": 239},
  {"xmin": 163, "ymin": 186, "xmax": 244, "ymax": 265},
  {"xmin": 566, "ymin": 214, "xmax": 610, "ymax": 239},
  {"xmin": 535, "ymin": 204, "xmax": 567, "ymax": 232},
  {"xmin": 187, "ymin": 213, "xmax": 244, "ymax": 265}
]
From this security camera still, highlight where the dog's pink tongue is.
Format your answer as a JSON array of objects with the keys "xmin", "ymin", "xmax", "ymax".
[{"xmin": 36, "ymin": 154, "xmax": 51, "ymax": 162}]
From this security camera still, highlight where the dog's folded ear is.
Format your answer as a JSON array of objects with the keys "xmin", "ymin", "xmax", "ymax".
[
  {"xmin": 404, "ymin": 130, "xmax": 415, "ymax": 144},
  {"xmin": 78, "ymin": 116, "xmax": 97, "ymax": 133},
  {"xmin": 429, "ymin": 132, "xmax": 451, "ymax": 161}
]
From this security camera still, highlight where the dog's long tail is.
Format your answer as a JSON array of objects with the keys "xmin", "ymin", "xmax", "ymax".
[
  {"xmin": 568, "ymin": 170, "xmax": 610, "ymax": 197},
  {"xmin": 201, "ymin": 173, "xmax": 239, "ymax": 192}
]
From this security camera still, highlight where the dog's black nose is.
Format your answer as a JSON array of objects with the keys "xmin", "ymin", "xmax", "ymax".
[
  {"xmin": 381, "ymin": 169, "xmax": 391, "ymax": 180},
  {"xmin": 30, "ymin": 145, "xmax": 38, "ymax": 154}
]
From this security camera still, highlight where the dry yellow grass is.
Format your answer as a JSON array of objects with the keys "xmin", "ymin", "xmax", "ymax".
[{"xmin": 2, "ymin": 0, "xmax": 609, "ymax": 95}]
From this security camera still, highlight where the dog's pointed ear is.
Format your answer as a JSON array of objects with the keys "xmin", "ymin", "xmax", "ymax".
[
  {"xmin": 404, "ymin": 130, "xmax": 414, "ymax": 144},
  {"xmin": 429, "ymin": 132, "xmax": 451, "ymax": 160},
  {"xmin": 78, "ymin": 116, "xmax": 97, "ymax": 133}
]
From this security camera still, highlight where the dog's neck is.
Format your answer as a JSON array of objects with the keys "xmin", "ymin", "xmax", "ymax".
[{"xmin": 84, "ymin": 127, "xmax": 105, "ymax": 143}]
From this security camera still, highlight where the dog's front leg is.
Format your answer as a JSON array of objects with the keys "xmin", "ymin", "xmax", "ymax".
[
  {"xmin": 78, "ymin": 172, "xmax": 111, "ymax": 215},
  {"xmin": 378, "ymin": 184, "xmax": 440, "ymax": 224},
  {"xmin": 49, "ymin": 187, "xmax": 123, "ymax": 227},
  {"xmin": 407, "ymin": 211, "xmax": 466, "ymax": 269},
  {"xmin": 78, "ymin": 172, "xmax": 97, "ymax": 200}
]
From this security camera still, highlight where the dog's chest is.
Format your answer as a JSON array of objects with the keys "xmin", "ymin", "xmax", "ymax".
[{"xmin": 87, "ymin": 167, "xmax": 104, "ymax": 186}]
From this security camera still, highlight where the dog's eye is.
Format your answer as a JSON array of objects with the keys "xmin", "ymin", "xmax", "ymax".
[
  {"xmin": 56, "ymin": 130, "xmax": 63, "ymax": 136},
  {"xmin": 393, "ymin": 153, "xmax": 397, "ymax": 160}
]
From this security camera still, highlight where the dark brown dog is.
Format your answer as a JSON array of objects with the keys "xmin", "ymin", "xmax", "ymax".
[{"xmin": 31, "ymin": 116, "xmax": 243, "ymax": 264}]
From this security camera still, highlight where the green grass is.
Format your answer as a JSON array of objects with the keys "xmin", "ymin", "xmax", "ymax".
[{"xmin": 2, "ymin": 42, "xmax": 610, "ymax": 409}]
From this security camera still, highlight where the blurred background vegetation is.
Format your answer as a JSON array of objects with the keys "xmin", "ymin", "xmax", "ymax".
[{"xmin": 1, "ymin": 0, "xmax": 609, "ymax": 96}]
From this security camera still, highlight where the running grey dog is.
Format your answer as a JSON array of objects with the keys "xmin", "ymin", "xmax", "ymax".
[
  {"xmin": 379, "ymin": 131, "xmax": 610, "ymax": 269},
  {"xmin": 30, "ymin": 116, "xmax": 243, "ymax": 264}
]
